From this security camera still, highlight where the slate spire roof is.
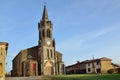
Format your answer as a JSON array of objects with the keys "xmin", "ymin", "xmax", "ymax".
[{"xmin": 42, "ymin": 5, "xmax": 49, "ymax": 21}]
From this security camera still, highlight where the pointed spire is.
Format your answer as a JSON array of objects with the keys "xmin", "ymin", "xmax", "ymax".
[{"xmin": 42, "ymin": 5, "xmax": 49, "ymax": 21}]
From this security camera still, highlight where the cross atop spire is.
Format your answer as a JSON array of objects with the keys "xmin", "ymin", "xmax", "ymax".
[
  {"xmin": 44, "ymin": 1, "xmax": 46, "ymax": 5},
  {"xmin": 42, "ymin": 5, "xmax": 49, "ymax": 21}
]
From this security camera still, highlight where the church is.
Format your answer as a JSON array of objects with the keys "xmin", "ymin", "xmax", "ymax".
[{"xmin": 11, "ymin": 5, "xmax": 65, "ymax": 76}]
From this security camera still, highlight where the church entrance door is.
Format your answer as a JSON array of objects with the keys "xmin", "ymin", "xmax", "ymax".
[{"xmin": 45, "ymin": 61, "xmax": 53, "ymax": 75}]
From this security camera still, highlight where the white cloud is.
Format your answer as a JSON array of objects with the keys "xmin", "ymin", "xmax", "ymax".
[
  {"xmin": 88, "ymin": 26, "xmax": 117, "ymax": 39},
  {"xmin": 57, "ymin": 26, "xmax": 119, "ymax": 52}
]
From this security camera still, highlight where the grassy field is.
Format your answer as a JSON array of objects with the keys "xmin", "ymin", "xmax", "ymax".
[{"xmin": 45, "ymin": 74, "xmax": 120, "ymax": 80}]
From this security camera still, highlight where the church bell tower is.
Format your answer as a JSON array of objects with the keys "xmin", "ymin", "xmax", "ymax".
[{"xmin": 38, "ymin": 5, "xmax": 57, "ymax": 75}]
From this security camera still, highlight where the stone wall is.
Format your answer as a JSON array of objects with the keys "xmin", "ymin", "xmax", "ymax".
[
  {"xmin": 101, "ymin": 60, "xmax": 113, "ymax": 73},
  {"xmin": 0, "ymin": 42, "xmax": 8, "ymax": 80}
]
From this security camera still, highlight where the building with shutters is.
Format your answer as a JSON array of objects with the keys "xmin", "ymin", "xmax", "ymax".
[{"xmin": 66, "ymin": 57, "xmax": 118, "ymax": 74}]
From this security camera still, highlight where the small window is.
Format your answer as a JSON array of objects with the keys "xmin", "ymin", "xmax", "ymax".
[
  {"xmin": 0, "ymin": 63, "xmax": 2, "ymax": 65},
  {"xmin": 50, "ymin": 50, "xmax": 52, "ymax": 58},
  {"xmin": 97, "ymin": 61, "xmax": 100, "ymax": 65},
  {"xmin": 88, "ymin": 63, "xmax": 90, "ymax": 66},
  {"xmin": 76, "ymin": 66, "xmax": 79, "ymax": 68},
  {"xmin": 88, "ymin": 68, "xmax": 91, "ymax": 72}
]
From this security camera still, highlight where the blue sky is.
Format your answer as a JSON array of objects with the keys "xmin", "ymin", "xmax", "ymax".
[{"xmin": 0, "ymin": 0, "xmax": 120, "ymax": 72}]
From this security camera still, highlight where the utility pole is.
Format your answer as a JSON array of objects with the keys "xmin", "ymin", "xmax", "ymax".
[{"xmin": 92, "ymin": 54, "xmax": 96, "ymax": 73}]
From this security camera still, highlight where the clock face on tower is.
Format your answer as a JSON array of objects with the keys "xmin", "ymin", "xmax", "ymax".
[{"xmin": 47, "ymin": 41, "xmax": 51, "ymax": 45}]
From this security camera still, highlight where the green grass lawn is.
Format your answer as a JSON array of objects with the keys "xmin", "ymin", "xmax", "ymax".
[{"xmin": 44, "ymin": 74, "xmax": 120, "ymax": 80}]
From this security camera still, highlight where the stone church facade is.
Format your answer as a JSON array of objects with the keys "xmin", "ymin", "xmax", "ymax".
[
  {"xmin": 0, "ymin": 42, "xmax": 8, "ymax": 80},
  {"xmin": 12, "ymin": 5, "xmax": 65, "ymax": 76}
]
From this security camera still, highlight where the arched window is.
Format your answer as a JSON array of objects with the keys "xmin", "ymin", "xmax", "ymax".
[
  {"xmin": 42, "ymin": 29, "xmax": 45, "ymax": 37},
  {"xmin": 47, "ymin": 29, "xmax": 51, "ymax": 38},
  {"xmin": 50, "ymin": 50, "xmax": 52, "ymax": 58},
  {"xmin": 47, "ymin": 49, "xmax": 49, "ymax": 59}
]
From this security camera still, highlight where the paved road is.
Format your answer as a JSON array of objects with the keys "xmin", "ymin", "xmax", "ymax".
[{"xmin": 6, "ymin": 77, "xmax": 50, "ymax": 80}]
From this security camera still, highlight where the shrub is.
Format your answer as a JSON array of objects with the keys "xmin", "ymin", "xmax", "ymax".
[{"xmin": 107, "ymin": 69, "xmax": 114, "ymax": 74}]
